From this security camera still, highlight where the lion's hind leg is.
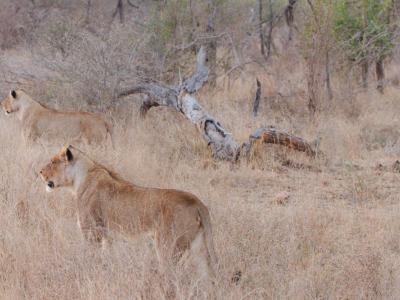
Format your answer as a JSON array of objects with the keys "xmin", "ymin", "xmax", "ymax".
[
  {"xmin": 161, "ymin": 230, "xmax": 216, "ymax": 282},
  {"xmin": 188, "ymin": 230, "xmax": 216, "ymax": 282}
]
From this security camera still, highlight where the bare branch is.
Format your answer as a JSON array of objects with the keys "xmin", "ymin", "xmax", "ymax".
[
  {"xmin": 118, "ymin": 83, "xmax": 179, "ymax": 109},
  {"xmin": 139, "ymin": 96, "xmax": 159, "ymax": 117},
  {"xmin": 252, "ymin": 78, "xmax": 261, "ymax": 117},
  {"xmin": 112, "ymin": 0, "xmax": 124, "ymax": 24},
  {"xmin": 182, "ymin": 46, "xmax": 209, "ymax": 94},
  {"xmin": 127, "ymin": 0, "xmax": 139, "ymax": 9}
]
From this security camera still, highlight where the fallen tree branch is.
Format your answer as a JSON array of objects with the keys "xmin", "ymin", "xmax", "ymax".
[
  {"xmin": 118, "ymin": 82, "xmax": 179, "ymax": 108},
  {"xmin": 139, "ymin": 95, "xmax": 159, "ymax": 117},
  {"xmin": 242, "ymin": 127, "xmax": 316, "ymax": 157},
  {"xmin": 119, "ymin": 86, "xmax": 240, "ymax": 160},
  {"xmin": 118, "ymin": 47, "xmax": 317, "ymax": 162}
]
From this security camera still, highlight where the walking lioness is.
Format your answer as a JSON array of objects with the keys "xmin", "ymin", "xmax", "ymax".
[
  {"xmin": 39, "ymin": 146, "xmax": 218, "ymax": 279},
  {"xmin": 1, "ymin": 90, "xmax": 112, "ymax": 145}
]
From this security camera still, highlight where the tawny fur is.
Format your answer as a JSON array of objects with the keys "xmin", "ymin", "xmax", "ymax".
[
  {"xmin": 1, "ymin": 90, "xmax": 112, "ymax": 145},
  {"xmin": 39, "ymin": 146, "xmax": 218, "ymax": 279}
]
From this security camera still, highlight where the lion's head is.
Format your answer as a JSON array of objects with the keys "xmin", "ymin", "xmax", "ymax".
[
  {"xmin": 2, "ymin": 90, "xmax": 21, "ymax": 115},
  {"xmin": 40, "ymin": 146, "xmax": 75, "ymax": 192}
]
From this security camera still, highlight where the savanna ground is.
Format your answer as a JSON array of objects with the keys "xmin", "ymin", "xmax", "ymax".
[{"xmin": 1, "ymin": 1, "xmax": 400, "ymax": 299}]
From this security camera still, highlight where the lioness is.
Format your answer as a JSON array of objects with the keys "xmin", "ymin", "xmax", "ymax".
[
  {"xmin": 39, "ymin": 146, "xmax": 218, "ymax": 279},
  {"xmin": 1, "ymin": 90, "xmax": 112, "ymax": 145}
]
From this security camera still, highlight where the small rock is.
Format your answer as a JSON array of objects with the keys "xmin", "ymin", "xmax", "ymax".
[
  {"xmin": 393, "ymin": 160, "xmax": 400, "ymax": 173},
  {"xmin": 15, "ymin": 200, "xmax": 29, "ymax": 225},
  {"xmin": 274, "ymin": 191, "xmax": 290, "ymax": 205},
  {"xmin": 375, "ymin": 163, "xmax": 385, "ymax": 171},
  {"xmin": 231, "ymin": 270, "xmax": 242, "ymax": 285}
]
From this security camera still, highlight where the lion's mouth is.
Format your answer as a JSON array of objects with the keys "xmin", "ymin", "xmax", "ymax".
[{"xmin": 4, "ymin": 108, "xmax": 18, "ymax": 115}]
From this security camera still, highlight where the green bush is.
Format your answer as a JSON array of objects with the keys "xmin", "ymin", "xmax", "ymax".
[{"xmin": 334, "ymin": 0, "xmax": 394, "ymax": 63}]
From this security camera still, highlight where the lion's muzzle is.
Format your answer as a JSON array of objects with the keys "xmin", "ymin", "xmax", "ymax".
[{"xmin": 40, "ymin": 169, "xmax": 55, "ymax": 192}]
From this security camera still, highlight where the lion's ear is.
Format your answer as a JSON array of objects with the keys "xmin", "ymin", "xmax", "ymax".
[
  {"xmin": 66, "ymin": 147, "xmax": 73, "ymax": 162},
  {"xmin": 11, "ymin": 90, "xmax": 17, "ymax": 99}
]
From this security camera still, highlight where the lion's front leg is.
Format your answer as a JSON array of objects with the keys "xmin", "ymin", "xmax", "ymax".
[
  {"xmin": 78, "ymin": 214, "xmax": 108, "ymax": 246},
  {"xmin": 81, "ymin": 225, "xmax": 107, "ymax": 244},
  {"xmin": 22, "ymin": 125, "xmax": 39, "ymax": 144}
]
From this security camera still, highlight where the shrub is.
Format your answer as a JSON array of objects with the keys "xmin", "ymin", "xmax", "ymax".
[{"xmin": 334, "ymin": 0, "xmax": 395, "ymax": 63}]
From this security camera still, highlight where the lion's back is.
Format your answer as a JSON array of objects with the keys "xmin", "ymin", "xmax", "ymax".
[
  {"xmin": 30, "ymin": 109, "xmax": 108, "ymax": 144},
  {"xmin": 73, "ymin": 165, "xmax": 211, "ymax": 243}
]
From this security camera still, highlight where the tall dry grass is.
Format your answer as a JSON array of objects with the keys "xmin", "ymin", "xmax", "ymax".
[{"xmin": 0, "ymin": 71, "xmax": 400, "ymax": 299}]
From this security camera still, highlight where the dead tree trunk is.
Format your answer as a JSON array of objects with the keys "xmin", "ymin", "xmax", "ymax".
[
  {"xmin": 118, "ymin": 47, "xmax": 317, "ymax": 162},
  {"xmin": 205, "ymin": 0, "xmax": 217, "ymax": 87},
  {"xmin": 325, "ymin": 50, "xmax": 333, "ymax": 100},
  {"xmin": 264, "ymin": 0, "xmax": 274, "ymax": 60},
  {"xmin": 259, "ymin": 0, "xmax": 274, "ymax": 60},
  {"xmin": 85, "ymin": 0, "xmax": 92, "ymax": 24},
  {"xmin": 284, "ymin": 0, "xmax": 297, "ymax": 41},
  {"xmin": 361, "ymin": 60, "xmax": 369, "ymax": 88},
  {"xmin": 112, "ymin": 0, "xmax": 124, "ymax": 24},
  {"xmin": 253, "ymin": 78, "xmax": 262, "ymax": 117},
  {"xmin": 307, "ymin": 55, "xmax": 317, "ymax": 115},
  {"xmin": 376, "ymin": 59, "xmax": 385, "ymax": 93},
  {"xmin": 258, "ymin": 0, "xmax": 266, "ymax": 57}
]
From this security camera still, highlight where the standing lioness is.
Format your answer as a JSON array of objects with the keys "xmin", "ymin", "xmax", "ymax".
[
  {"xmin": 39, "ymin": 146, "xmax": 218, "ymax": 279},
  {"xmin": 1, "ymin": 90, "xmax": 112, "ymax": 145}
]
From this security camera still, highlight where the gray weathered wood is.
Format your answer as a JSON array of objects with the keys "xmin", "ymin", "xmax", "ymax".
[
  {"xmin": 119, "ymin": 87, "xmax": 240, "ymax": 161},
  {"xmin": 118, "ymin": 47, "xmax": 317, "ymax": 162},
  {"xmin": 242, "ymin": 127, "xmax": 316, "ymax": 157},
  {"xmin": 182, "ymin": 46, "xmax": 209, "ymax": 93}
]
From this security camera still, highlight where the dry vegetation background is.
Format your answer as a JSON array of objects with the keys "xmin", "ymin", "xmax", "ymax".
[{"xmin": 1, "ymin": 0, "xmax": 400, "ymax": 299}]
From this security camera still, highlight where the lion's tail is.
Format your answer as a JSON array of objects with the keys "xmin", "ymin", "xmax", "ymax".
[
  {"xmin": 197, "ymin": 203, "xmax": 242, "ymax": 285},
  {"xmin": 197, "ymin": 204, "xmax": 219, "ymax": 271}
]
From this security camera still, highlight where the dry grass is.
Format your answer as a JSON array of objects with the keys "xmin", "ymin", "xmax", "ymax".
[
  {"xmin": 0, "ymin": 72, "xmax": 400, "ymax": 299},
  {"xmin": 0, "ymin": 3, "xmax": 400, "ymax": 297}
]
